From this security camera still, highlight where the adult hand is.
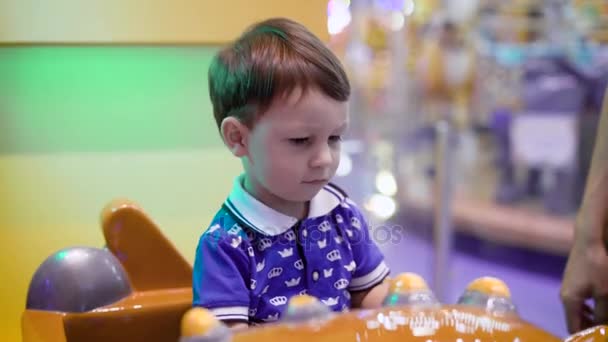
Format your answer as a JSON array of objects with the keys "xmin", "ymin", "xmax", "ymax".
[{"xmin": 561, "ymin": 225, "xmax": 608, "ymax": 333}]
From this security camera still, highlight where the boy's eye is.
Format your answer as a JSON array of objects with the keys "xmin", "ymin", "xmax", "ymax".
[
  {"xmin": 289, "ymin": 137, "xmax": 310, "ymax": 145},
  {"xmin": 329, "ymin": 135, "xmax": 342, "ymax": 144}
]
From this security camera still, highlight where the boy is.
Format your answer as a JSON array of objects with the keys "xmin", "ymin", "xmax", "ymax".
[{"xmin": 193, "ymin": 17, "xmax": 390, "ymax": 327}]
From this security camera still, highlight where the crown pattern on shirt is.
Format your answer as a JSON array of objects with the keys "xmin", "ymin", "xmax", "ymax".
[
  {"xmin": 258, "ymin": 238, "xmax": 272, "ymax": 251},
  {"xmin": 335, "ymin": 214, "xmax": 344, "ymax": 224},
  {"xmin": 324, "ymin": 268, "xmax": 333, "ymax": 278},
  {"xmin": 230, "ymin": 236, "xmax": 242, "ymax": 248},
  {"xmin": 283, "ymin": 230, "xmax": 296, "ymax": 242},
  {"xmin": 299, "ymin": 289, "xmax": 308, "ymax": 296},
  {"xmin": 228, "ymin": 223, "xmax": 242, "ymax": 235},
  {"xmin": 263, "ymin": 313, "xmax": 279, "ymax": 322},
  {"xmin": 247, "ymin": 246, "xmax": 255, "ymax": 257},
  {"xmin": 269, "ymin": 296, "xmax": 288, "ymax": 306},
  {"xmin": 344, "ymin": 290, "xmax": 351, "ymax": 300},
  {"xmin": 268, "ymin": 267, "xmax": 283, "ymax": 279},
  {"xmin": 278, "ymin": 248, "xmax": 293, "ymax": 258},
  {"xmin": 345, "ymin": 229, "xmax": 354, "ymax": 238},
  {"xmin": 334, "ymin": 278, "xmax": 349, "ymax": 290},
  {"xmin": 318, "ymin": 220, "xmax": 331, "ymax": 232},
  {"xmin": 262, "ymin": 285, "xmax": 270, "ymax": 295},
  {"xmin": 322, "ymin": 297, "xmax": 339, "ymax": 306},
  {"xmin": 317, "ymin": 239, "xmax": 327, "ymax": 249},
  {"xmin": 334, "ymin": 236, "xmax": 344, "ymax": 244},
  {"xmin": 351, "ymin": 217, "xmax": 362, "ymax": 230},
  {"xmin": 285, "ymin": 277, "xmax": 301, "ymax": 288},
  {"xmin": 208, "ymin": 224, "xmax": 221, "ymax": 234},
  {"xmin": 250, "ymin": 279, "xmax": 257, "ymax": 290},
  {"xmin": 344, "ymin": 260, "xmax": 356, "ymax": 272},
  {"xmin": 294, "ymin": 259, "xmax": 304, "ymax": 270},
  {"xmin": 249, "ymin": 308, "xmax": 257, "ymax": 317},
  {"xmin": 326, "ymin": 249, "xmax": 341, "ymax": 262},
  {"xmin": 256, "ymin": 259, "xmax": 266, "ymax": 272}
]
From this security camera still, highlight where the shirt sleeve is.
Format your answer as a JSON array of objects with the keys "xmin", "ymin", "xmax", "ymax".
[
  {"xmin": 193, "ymin": 227, "xmax": 251, "ymax": 322},
  {"xmin": 345, "ymin": 200, "xmax": 390, "ymax": 292}
]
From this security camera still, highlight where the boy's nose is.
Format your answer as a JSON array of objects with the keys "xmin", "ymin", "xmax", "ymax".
[{"xmin": 310, "ymin": 144, "xmax": 334, "ymax": 169}]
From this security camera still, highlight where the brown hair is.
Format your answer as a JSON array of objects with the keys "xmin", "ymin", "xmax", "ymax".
[{"xmin": 208, "ymin": 17, "xmax": 350, "ymax": 129}]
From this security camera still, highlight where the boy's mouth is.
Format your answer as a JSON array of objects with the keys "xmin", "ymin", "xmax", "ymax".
[{"xmin": 302, "ymin": 179, "xmax": 327, "ymax": 184}]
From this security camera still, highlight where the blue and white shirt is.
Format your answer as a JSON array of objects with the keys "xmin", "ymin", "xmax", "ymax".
[{"xmin": 192, "ymin": 175, "xmax": 390, "ymax": 324}]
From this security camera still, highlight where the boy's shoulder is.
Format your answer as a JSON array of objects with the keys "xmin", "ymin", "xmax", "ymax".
[{"xmin": 200, "ymin": 206, "xmax": 251, "ymax": 241}]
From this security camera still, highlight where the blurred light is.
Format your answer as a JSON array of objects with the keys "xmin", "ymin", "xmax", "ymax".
[
  {"xmin": 342, "ymin": 139, "xmax": 364, "ymax": 154},
  {"xmin": 328, "ymin": 0, "xmax": 352, "ymax": 35},
  {"xmin": 375, "ymin": 0, "xmax": 404, "ymax": 11},
  {"xmin": 403, "ymin": 0, "xmax": 415, "ymax": 16},
  {"xmin": 445, "ymin": 0, "xmax": 479, "ymax": 24},
  {"xmin": 336, "ymin": 152, "xmax": 353, "ymax": 177},
  {"xmin": 390, "ymin": 11, "xmax": 405, "ymax": 31},
  {"xmin": 375, "ymin": 170, "xmax": 397, "ymax": 196},
  {"xmin": 365, "ymin": 194, "xmax": 397, "ymax": 220}
]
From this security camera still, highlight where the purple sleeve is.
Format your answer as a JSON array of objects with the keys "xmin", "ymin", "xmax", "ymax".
[
  {"xmin": 193, "ymin": 229, "xmax": 251, "ymax": 322},
  {"xmin": 345, "ymin": 200, "xmax": 390, "ymax": 292}
]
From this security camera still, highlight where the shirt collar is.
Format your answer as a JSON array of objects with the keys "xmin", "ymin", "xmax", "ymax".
[{"xmin": 224, "ymin": 174, "xmax": 345, "ymax": 236}]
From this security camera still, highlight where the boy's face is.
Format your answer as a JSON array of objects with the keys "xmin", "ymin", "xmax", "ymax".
[{"xmin": 244, "ymin": 88, "xmax": 348, "ymax": 203}]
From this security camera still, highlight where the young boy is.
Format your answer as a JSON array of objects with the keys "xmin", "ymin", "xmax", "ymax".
[{"xmin": 193, "ymin": 17, "xmax": 390, "ymax": 327}]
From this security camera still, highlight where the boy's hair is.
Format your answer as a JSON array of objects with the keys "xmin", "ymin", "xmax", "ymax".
[{"xmin": 208, "ymin": 17, "xmax": 350, "ymax": 130}]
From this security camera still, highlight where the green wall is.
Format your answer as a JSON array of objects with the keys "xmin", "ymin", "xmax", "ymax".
[{"xmin": 0, "ymin": 46, "xmax": 224, "ymax": 153}]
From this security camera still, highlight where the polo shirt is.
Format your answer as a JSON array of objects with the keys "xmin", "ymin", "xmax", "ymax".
[{"xmin": 193, "ymin": 175, "xmax": 389, "ymax": 324}]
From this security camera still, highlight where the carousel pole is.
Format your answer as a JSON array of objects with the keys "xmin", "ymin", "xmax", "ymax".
[{"xmin": 432, "ymin": 117, "xmax": 455, "ymax": 303}]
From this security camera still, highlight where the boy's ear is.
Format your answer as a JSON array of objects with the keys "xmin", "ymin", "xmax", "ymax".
[{"xmin": 220, "ymin": 117, "xmax": 249, "ymax": 157}]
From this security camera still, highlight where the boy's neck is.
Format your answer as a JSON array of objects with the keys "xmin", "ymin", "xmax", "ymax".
[{"xmin": 242, "ymin": 175, "xmax": 309, "ymax": 220}]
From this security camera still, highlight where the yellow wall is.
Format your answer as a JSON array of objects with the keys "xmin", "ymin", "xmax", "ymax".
[
  {"xmin": 0, "ymin": 0, "xmax": 329, "ymax": 44},
  {"xmin": 1, "ymin": 149, "xmax": 242, "ymax": 340}
]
